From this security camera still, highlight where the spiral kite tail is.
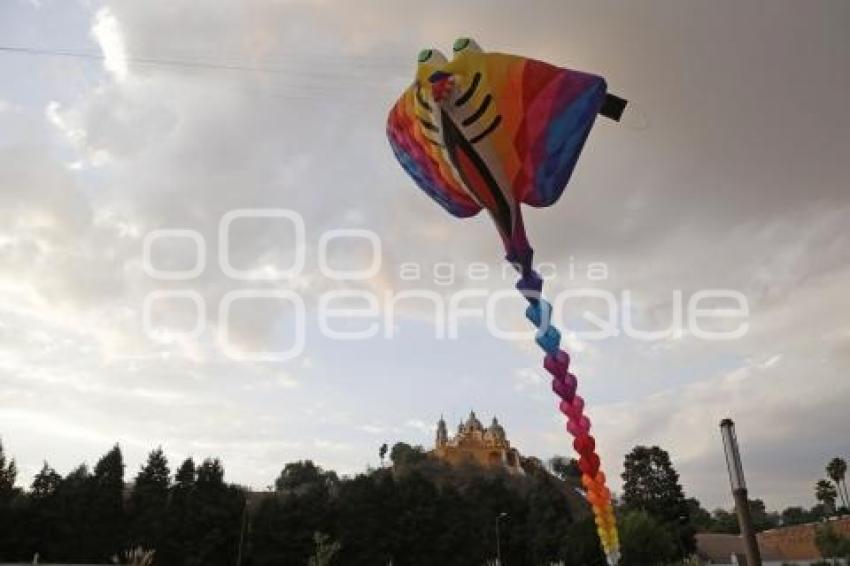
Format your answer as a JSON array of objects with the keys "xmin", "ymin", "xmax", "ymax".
[{"xmin": 516, "ymin": 271, "xmax": 620, "ymax": 565}]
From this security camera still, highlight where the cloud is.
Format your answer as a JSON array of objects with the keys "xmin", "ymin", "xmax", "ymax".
[
  {"xmin": 513, "ymin": 367, "xmax": 544, "ymax": 392},
  {"xmin": 91, "ymin": 7, "xmax": 129, "ymax": 82},
  {"xmin": 404, "ymin": 419, "xmax": 433, "ymax": 435},
  {"xmin": 358, "ymin": 424, "xmax": 385, "ymax": 435},
  {"xmin": 590, "ymin": 351, "xmax": 850, "ymax": 510}
]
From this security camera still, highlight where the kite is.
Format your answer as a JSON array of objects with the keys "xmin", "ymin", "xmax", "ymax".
[{"xmin": 386, "ymin": 38, "xmax": 627, "ymax": 564}]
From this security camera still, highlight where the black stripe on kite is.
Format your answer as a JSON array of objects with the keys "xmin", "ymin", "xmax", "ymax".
[
  {"xmin": 423, "ymin": 137, "xmax": 444, "ymax": 147},
  {"xmin": 418, "ymin": 118, "xmax": 439, "ymax": 132},
  {"xmin": 470, "ymin": 115, "xmax": 502, "ymax": 144},
  {"xmin": 462, "ymin": 94, "xmax": 492, "ymax": 127},
  {"xmin": 454, "ymin": 72, "xmax": 481, "ymax": 107},
  {"xmin": 441, "ymin": 109, "xmax": 513, "ymax": 236},
  {"xmin": 415, "ymin": 84, "xmax": 431, "ymax": 111}
]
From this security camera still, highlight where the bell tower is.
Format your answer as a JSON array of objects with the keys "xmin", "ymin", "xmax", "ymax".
[{"xmin": 436, "ymin": 415, "xmax": 448, "ymax": 448}]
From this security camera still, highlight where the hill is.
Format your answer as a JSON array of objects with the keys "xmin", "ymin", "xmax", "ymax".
[{"xmin": 247, "ymin": 443, "xmax": 601, "ymax": 566}]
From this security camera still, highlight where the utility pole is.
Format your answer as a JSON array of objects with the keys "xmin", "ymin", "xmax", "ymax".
[
  {"xmin": 720, "ymin": 419, "xmax": 761, "ymax": 566},
  {"xmin": 236, "ymin": 496, "xmax": 249, "ymax": 566},
  {"xmin": 495, "ymin": 512, "xmax": 508, "ymax": 565}
]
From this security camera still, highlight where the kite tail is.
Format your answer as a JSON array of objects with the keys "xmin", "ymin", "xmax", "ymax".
[{"xmin": 514, "ymin": 259, "xmax": 620, "ymax": 566}]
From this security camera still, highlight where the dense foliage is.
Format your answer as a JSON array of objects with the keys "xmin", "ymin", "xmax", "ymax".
[
  {"xmin": 0, "ymin": 441, "xmax": 244, "ymax": 565},
  {"xmin": 0, "ymin": 437, "xmax": 844, "ymax": 565},
  {"xmin": 814, "ymin": 523, "xmax": 850, "ymax": 562},
  {"xmin": 0, "ymin": 440, "xmax": 602, "ymax": 565},
  {"xmin": 250, "ymin": 444, "xmax": 596, "ymax": 566}
]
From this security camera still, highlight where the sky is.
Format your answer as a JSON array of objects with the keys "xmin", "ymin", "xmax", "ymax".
[{"xmin": 0, "ymin": 0, "xmax": 848, "ymax": 511}]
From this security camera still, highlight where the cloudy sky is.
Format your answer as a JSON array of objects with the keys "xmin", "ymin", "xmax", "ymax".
[{"xmin": 1, "ymin": 0, "xmax": 848, "ymax": 511}]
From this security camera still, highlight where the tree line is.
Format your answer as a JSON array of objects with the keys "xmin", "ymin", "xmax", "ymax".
[
  {"xmin": 684, "ymin": 455, "xmax": 849, "ymax": 535},
  {"xmin": 0, "ymin": 438, "xmax": 846, "ymax": 565}
]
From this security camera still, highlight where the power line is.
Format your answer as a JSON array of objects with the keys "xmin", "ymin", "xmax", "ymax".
[
  {"xmin": 0, "ymin": 44, "xmax": 409, "ymax": 81},
  {"xmin": 0, "ymin": 44, "xmax": 412, "ymax": 104}
]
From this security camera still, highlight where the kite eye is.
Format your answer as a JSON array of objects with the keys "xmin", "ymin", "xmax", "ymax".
[
  {"xmin": 417, "ymin": 49, "xmax": 447, "ymax": 67},
  {"xmin": 452, "ymin": 37, "xmax": 482, "ymax": 53}
]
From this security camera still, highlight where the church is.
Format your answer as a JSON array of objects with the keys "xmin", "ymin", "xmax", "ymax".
[{"xmin": 432, "ymin": 411, "xmax": 525, "ymax": 475}]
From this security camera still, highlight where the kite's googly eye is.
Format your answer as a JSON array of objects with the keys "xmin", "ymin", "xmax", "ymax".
[
  {"xmin": 453, "ymin": 37, "xmax": 482, "ymax": 53},
  {"xmin": 418, "ymin": 49, "xmax": 447, "ymax": 66}
]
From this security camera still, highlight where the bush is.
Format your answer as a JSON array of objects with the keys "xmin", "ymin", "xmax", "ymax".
[
  {"xmin": 814, "ymin": 523, "xmax": 850, "ymax": 561},
  {"xmin": 619, "ymin": 509, "xmax": 679, "ymax": 566}
]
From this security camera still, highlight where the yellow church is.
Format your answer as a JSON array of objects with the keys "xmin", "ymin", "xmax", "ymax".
[{"xmin": 432, "ymin": 411, "xmax": 525, "ymax": 475}]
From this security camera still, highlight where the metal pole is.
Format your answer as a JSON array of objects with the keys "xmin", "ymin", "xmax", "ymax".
[
  {"xmin": 496, "ymin": 512, "xmax": 507, "ymax": 565},
  {"xmin": 236, "ymin": 496, "xmax": 248, "ymax": 566},
  {"xmin": 496, "ymin": 517, "xmax": 501, "ymax": 565},
  {"xmin": 732, "ymin": 487, "xmax": 761, "ymax": 566},
  {"xmin": 720, "ymin": 419, "xmax": 761, "ymax": 566}
]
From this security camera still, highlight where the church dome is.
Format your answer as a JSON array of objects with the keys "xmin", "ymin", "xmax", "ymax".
[
  {"xmin": 486, "ymin": 417, "xmax": 506, "ymax": 442},
  {"xmin": 465, "ymin": 411, "xmax": 483, "ymax": 431}
]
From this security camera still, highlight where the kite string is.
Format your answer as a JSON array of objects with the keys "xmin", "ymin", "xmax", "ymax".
[{"xmin": 515, "ymin": 265, "xmax": 620, "ymax": 565}]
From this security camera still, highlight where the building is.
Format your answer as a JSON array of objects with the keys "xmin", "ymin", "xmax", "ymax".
[
  {"xmin": 758, "ymin": 515, "xmax": 850, "ymax": 563},
  {"xmin": 695, "ymin": 515, "xmax": 850, "ymax": 565},
  {"xmin": 695, "ymin": 533, "xmax": 784, "ymax": 565},
  {"xmin": 432, "ymin": 411, "xmax": 524, "ymax": 474}
]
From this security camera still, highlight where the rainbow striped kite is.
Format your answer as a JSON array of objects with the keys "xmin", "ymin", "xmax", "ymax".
[{"xmin": 387, "ymin": 38, "xmax": 626, "ymax": 564}]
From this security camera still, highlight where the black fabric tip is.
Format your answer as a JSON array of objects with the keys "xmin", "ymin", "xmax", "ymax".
[{"xmin": 599, "ymin": 93, "xmax": 628, "ymax": 122}]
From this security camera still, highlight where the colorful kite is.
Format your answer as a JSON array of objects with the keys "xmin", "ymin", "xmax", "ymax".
[{"xmin": 386, "ymin": 38, "xmax": 626, "ymax": 564}]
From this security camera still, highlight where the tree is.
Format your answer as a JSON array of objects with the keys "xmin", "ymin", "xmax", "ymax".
[
  {"xmin": 275, "ymin": 460, "xmax": 338, "ymax": 494},
  {"xmin": 27, "ymin": 452, "xmax": 122, "ymax": 561},
  {"xmin": 621, "ymin": 445, "xmax": 695, "ymax": 557},
  {"xmin": 308, "ymin": 532, "xmax": 341, "ymax": 566},
  {"xmin": 158, "ymin": 457, "xmax": 196, "ymax": 564},
  {"xmin": 389, "ymin": 442, "xmax": 427, "ymax": 468},
  {"xmin": 196, "ymin": 457, "xmax": 225, "ymax": 487},
  {"xmin": 781, "ymin": 505, "xmax": 815, "ymax": 526},
  {"xmin": 192, "ymin": 457, "xmax": 241, "ymax": 552},
  {"xmin": 24, "ymin": 462, "xmax": 64, "ymax": 560},
  {"xmin": 685, "ymin": 498, "xmax": 713, "ymax": 532},
  {"xmin": 703, "ymin": 500, "xmax": 778, "ymax": 534},
  {"xmin": 0, "ymin": 438, "xmax": 16, "ymax": 496},
  {"xmin": 810, "ymin": 503, "xmax": 830, "ymax": 521},
  {"xmin": 618, "ymin": 509, "xmax": 679, "ymax": 566},
  {"xmin": 560, "ymin": 516, "xmax": 606, "ymax": 566},
  {"xmin": 710, "ymin": 508, "xmax": 739, "ymax": 534},
  {"xmin": 379, "ymin": 443, "xmax": 388, "ymax": 467},
  {"xmin": 814, "ymin": 524, "xmax": 850, "ymax": 564},
  {"xmin": 174, "ymin": 458, "xmax": 244, "ymax": 566},
  {"xmin": 135, "ymin": 448, "xmax": 171, "ymax": 491},
  {"xmin": 91, "ymin": 445, "xmax": 126, "ymax": 559},
  {"xmin": 816, "ymin": 479, "xmax": 839, "ymax": 514},
  {"xmin": 549, "ymin": 456, "xmax": 582, "ymax": 481},
  {"xmin": 748, "ymin": 498, "xmax": 779, "ymax": 531},
  {"xmin": 826, "ymin": 457, "xmax": 849, "ymax": 512},
  {"xmin": 0, "ymin": 439, "xmax": 23, "ymax": 559},
  {"xmin": 51, "ymin": 463, "xmax": 94, "ymax": 560},
  {"xmin": 129, "ymin": 448, "xmax": 171, "ymax": 550},
  {"xmin": 31, "ymin": 462, "xmax": 61, "ymax": 499},
  {"xmin": 175, "ymin": 457, "xmax": 196, "ymax": 491},
  {"xmin": 526, "ymin": 473, "xmax": 576, "ymax": 564},
  {"xmin": 331, "ymin": 471, "xmax": 398, "ymax": 565},
  {"xmin": 254, "ymin": 461, "xmax": 340, "ymax": 565}
]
